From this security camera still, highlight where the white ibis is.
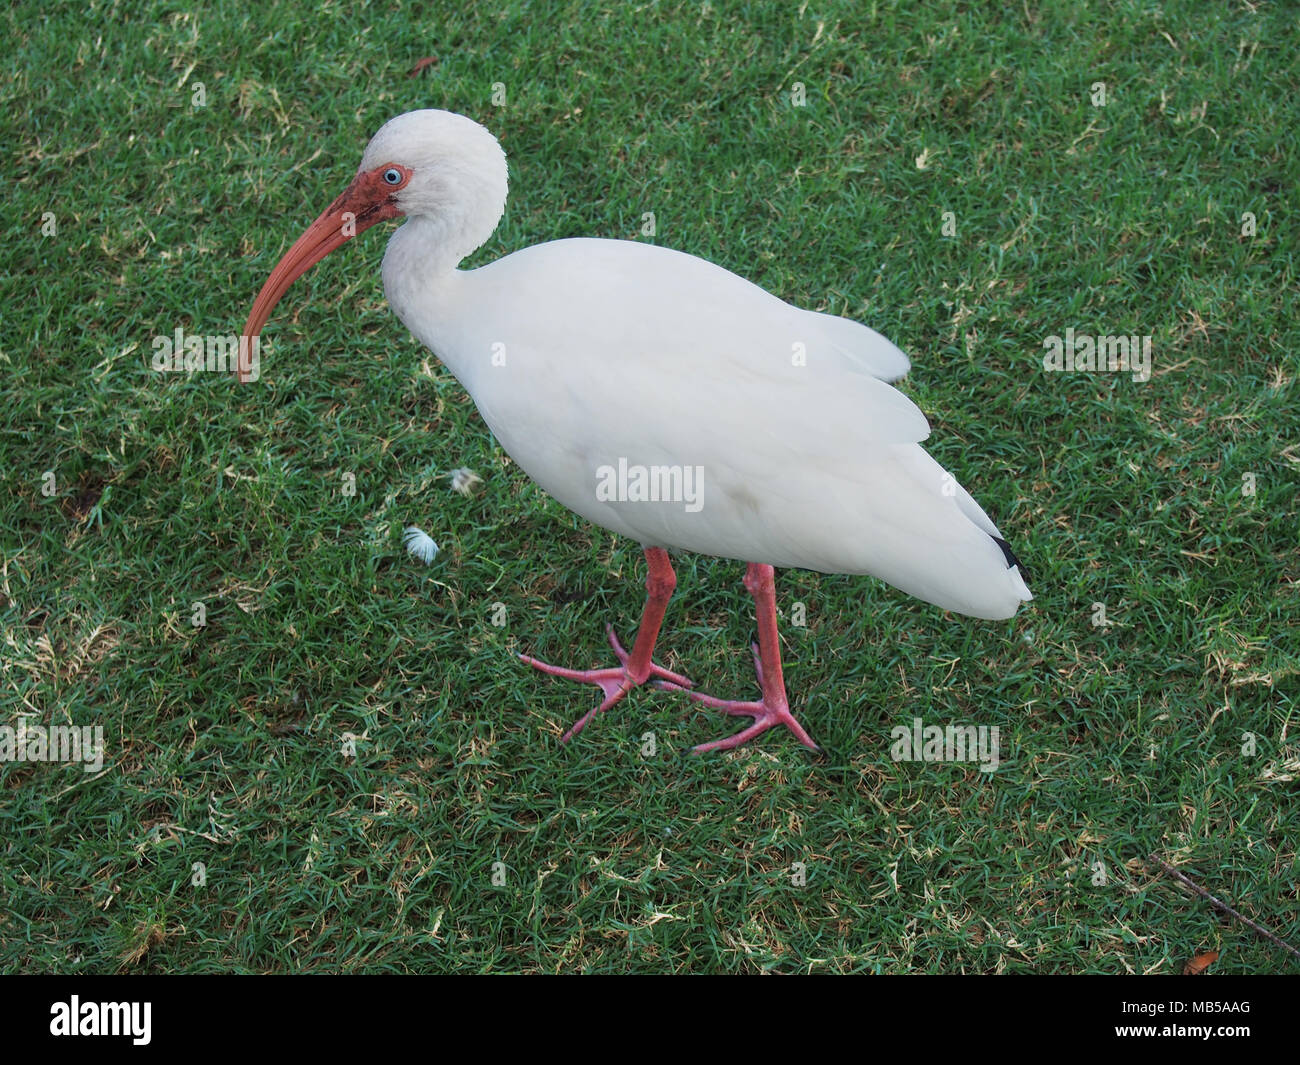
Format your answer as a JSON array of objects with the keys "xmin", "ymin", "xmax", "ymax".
[{"xmin": 242, "ymin": 110, "xmax": 1032, "ymax": 753}]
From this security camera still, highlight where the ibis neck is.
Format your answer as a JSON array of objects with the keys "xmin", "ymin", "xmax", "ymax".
[
  {"xmin": 386, "ymin": 214, "xmax": 473, "ymax": 277},
  {"xmin": 381, "ymin": 216, "xmax": 478, "ymax": 375}
]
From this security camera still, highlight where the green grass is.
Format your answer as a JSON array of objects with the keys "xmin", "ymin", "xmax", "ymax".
[{"xmin": 2, "ymin": 0, "xmax": 1297, "ymax": 973}]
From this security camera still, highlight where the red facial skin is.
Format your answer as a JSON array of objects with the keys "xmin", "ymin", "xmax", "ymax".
[{"xmin": 238, "ymin": 163, "xmax": 412, "ymax": 382}]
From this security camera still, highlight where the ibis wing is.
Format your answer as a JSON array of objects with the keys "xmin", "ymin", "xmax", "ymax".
[
  {"xmin": 458, "ymin": 235, "xmax": 930, "ymax": 481},
  {"xmin": 799, "ymin": 309, "xmax": 912, "ymax": 382}
]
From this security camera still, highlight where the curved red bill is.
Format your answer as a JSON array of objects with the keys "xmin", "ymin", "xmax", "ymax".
[{"xmin": 238, "ymin": 166, "xmax": 407, "ymax": 383}]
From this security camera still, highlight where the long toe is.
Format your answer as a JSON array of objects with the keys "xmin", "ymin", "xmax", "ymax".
[
  {"xmin": 659, "ymin": 642, "xmax": 819, "ymax": 752},
  {"xmin": 521, "ymin": 633, "xmax": 690, "ymax": 741},
  {"xmin": 684, "ymin": 698, "xmax": 820, "ymax": 753}
]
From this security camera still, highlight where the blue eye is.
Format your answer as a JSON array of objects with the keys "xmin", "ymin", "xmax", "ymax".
[{"xmin": 383, "ymin": 167, "xmax": 404, "ymax": 185}]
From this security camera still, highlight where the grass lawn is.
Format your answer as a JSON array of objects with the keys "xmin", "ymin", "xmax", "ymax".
[{"xmin": 2, "ymin": 0, "xmax": 1297, "ymax": 973}]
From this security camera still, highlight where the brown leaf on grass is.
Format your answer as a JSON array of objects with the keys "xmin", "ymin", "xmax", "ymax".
[
  {"xmin": 408, "ymin": 57, "xmax": 438, "ymax": 77},
  {"xmin": 1183, "ymin": 950, "xmax": 1219, "ymax": 975}
]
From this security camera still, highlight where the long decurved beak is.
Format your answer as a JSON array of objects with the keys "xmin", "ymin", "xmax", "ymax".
[{"xmin": 239, "ymin": 169, "xmax": 402, "ymax": 383}]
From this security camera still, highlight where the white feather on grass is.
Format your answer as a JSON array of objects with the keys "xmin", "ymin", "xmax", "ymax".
[
  {"xmin": 448, "ymin": 467, "xmax": 483, "ymax": 495},
  {"xmin": 403, "ymin": 526, "xmax": 439, "ymax": 564}
]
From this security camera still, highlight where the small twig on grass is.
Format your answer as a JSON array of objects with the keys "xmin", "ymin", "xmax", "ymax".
[{"xmin": 1149, "ymin": 853, "xmax": 1300, "ymax": 963}]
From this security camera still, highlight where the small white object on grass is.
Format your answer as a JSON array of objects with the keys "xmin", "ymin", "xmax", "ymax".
[
  {"xmin": 403, "ymin": 526, "xmax": 439, "ymax": 564},
  {"xmin": 448, "ymin": 466, "xmax": 483, "ymax": 495}
]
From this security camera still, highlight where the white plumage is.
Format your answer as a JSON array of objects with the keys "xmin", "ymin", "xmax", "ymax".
[
  {"xmin": 243, "ymin": 109, "xmax": 1031, "ymax": 752},
  {"xmin": 373, "ymin": 114, "xmax": 1031, "ymax": 620}
]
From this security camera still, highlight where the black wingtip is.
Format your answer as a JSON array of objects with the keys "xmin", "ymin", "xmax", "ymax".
[{"xmin": 991, "ymin": 535, "xmax": 1031, "ymax": 583}]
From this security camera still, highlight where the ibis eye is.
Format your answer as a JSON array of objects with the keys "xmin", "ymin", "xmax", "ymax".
[{"xmin": 382, "ymin": 167, "xmax": 404, "ymax": 186}]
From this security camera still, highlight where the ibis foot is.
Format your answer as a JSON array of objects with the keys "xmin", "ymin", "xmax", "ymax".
[
  {"xmin": 522, "ymin": 546, "xmax": 688, "ymax": 743},
  {"xmin": 659, "ymin": 641, "xmax": 820, "ymax": 753},
  {"xmin": 521, "ymin": 623, "xmax": 693, "ymax": 742},
  {"xmin": 656, "ymin": 561, "xmax": 819, "ymax": 753}
]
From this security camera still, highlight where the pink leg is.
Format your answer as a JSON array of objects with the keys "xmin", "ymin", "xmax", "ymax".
[
  {"xmin": 659, "ymin": 563, "xmax": 819, "ymax": 753},
  {"xmin": 521, "ymin": 547, "xmax": 692, "ymax": 742}
]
